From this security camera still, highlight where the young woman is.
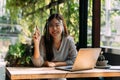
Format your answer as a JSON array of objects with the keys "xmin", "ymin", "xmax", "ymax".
[{"xmin": 32, "ymin": 13, "xmax": 77, "ymax": 80}]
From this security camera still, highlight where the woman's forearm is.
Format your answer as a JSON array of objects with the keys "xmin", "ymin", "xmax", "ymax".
[
  {"xmin": 45, "ymin": 61, "xmax": 67, "ymax": 67},
  {"xmin": 33, "ymin": 44, "xmax": 40, "ymax": 59},
  {"xmin": 32, "ymin": 44, "xmax": 44, "ymax": 67},
  {"xmin": 54, "ymin": 62, "xmax": 67, "ymax": 66}
]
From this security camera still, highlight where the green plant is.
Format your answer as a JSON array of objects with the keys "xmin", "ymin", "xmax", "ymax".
[
  {"xmin": 5, "ymin": 42, "xmax": 33, "ymax": 67},
  {"xmin": 98, "ymin": 51, "xmax": 105, "ymax": 61}
]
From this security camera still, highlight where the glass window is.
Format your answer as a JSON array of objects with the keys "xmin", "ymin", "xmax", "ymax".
[
  {"xmin": 88, "ymin": 0, "xmax": 120, "ymax": 49},
  {"xmin": 101, "ymin": 0, "xmax": 120, "ymax": 49},
  {"xmin": 0, "ymin": 0, "xmax": 19, "ymax": 59},
  {"xmin": 88, "ymin": 0, "xmax": 93, "ymax": 46},
  {"xmin": 0, "ymin": 0, "xmax": 6, "ymax": 17}
]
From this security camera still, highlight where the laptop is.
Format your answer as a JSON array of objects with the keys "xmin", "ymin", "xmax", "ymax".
[{"xmin": 55, "ymin": 48, "xmax": 101, "ymax": 71}]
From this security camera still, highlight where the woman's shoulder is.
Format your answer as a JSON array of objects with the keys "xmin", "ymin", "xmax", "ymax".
[{"xmin": 64, "ymin": 35, "xmax": 74, "ymax": 42}]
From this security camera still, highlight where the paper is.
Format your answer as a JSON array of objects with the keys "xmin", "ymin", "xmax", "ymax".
[{"xmin": 110, "ymin": 66, "xmax": 120, "ymax": 70}]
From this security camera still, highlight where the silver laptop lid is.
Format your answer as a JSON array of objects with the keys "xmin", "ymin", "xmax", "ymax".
[{"xmin": 72, "ymin": 48, "xmax": 101, "ymax": 71}]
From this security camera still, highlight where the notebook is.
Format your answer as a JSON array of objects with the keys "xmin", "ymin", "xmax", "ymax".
[{"xmin": 55, "ymin": 48, "xmax": 101, "ymax": 71}]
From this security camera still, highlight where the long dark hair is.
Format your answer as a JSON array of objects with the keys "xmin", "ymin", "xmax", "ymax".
[{"xmin": 43, "ymin": 13, "xmax": 68, "ymax": 61}]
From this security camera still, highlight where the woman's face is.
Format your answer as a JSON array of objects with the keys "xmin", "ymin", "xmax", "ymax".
[{"xmin": 48, "ymin": 18, "xmax": 63, "ymax": 39}]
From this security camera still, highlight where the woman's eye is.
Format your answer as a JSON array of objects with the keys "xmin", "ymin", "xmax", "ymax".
[{"xmin": 56, "ymin": 25, "xmax": 59, "ymax": 27}]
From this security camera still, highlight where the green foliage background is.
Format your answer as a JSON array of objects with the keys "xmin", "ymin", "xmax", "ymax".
[
  {"xmin": 5, "ymin": 0, "xmax": 79, "ymax": 42},
  {"xmin": 5, "ymin": 0, "xmax": 79, "ymax": 66}
]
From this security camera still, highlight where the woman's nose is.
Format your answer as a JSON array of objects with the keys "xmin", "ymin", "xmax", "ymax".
[{"xmin": 53, "ymin": 26, "xmax": 57, "ymax": 30}]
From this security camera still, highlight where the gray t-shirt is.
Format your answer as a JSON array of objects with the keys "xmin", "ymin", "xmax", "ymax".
[{"xmin": 32, "ymin": 36, "xmax": 77, "ymax": 67}]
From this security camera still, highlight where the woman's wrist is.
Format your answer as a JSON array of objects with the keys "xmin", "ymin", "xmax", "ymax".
[
  {"xmin": 44, "ymin": 61, "xmax": 56, "ymax": 67},
  {"xmin": 33, "ymin": 45, "xmax": 40, "ymax": 58},
  {"xmin": 34, "ymin": 41, "xmax": 39, "ymax": 46},
  {"xmin": 54, "ymin": 62, "xmax": 57, "ymax": 66}
]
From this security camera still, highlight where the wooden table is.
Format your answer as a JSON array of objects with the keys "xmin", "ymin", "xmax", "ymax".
[{"xmin": 6, "ymin": 66, "xmax": 120, "ymax": 80}]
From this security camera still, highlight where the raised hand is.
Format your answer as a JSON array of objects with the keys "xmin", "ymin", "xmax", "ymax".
[{"xmin": 33, "ymin": 26, "xmax": 41, "ymax": 46}]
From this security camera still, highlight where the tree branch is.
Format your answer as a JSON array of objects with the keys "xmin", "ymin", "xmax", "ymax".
[{"xmin": 25, "ymin": 0, "xmax": 65, "ymax": 17}]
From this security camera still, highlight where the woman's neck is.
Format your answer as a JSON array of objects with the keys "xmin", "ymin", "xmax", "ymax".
[
  {"xmin": 54, "ymin": 35, "xmax": 62, "ymax": 42},
  {"xmin": 53, "ymin": 36, "xmax": 62, "ymax": 50},
  {"xmin": 55, "ymin": 38, "xmax": 61, "ymax": 43}
]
